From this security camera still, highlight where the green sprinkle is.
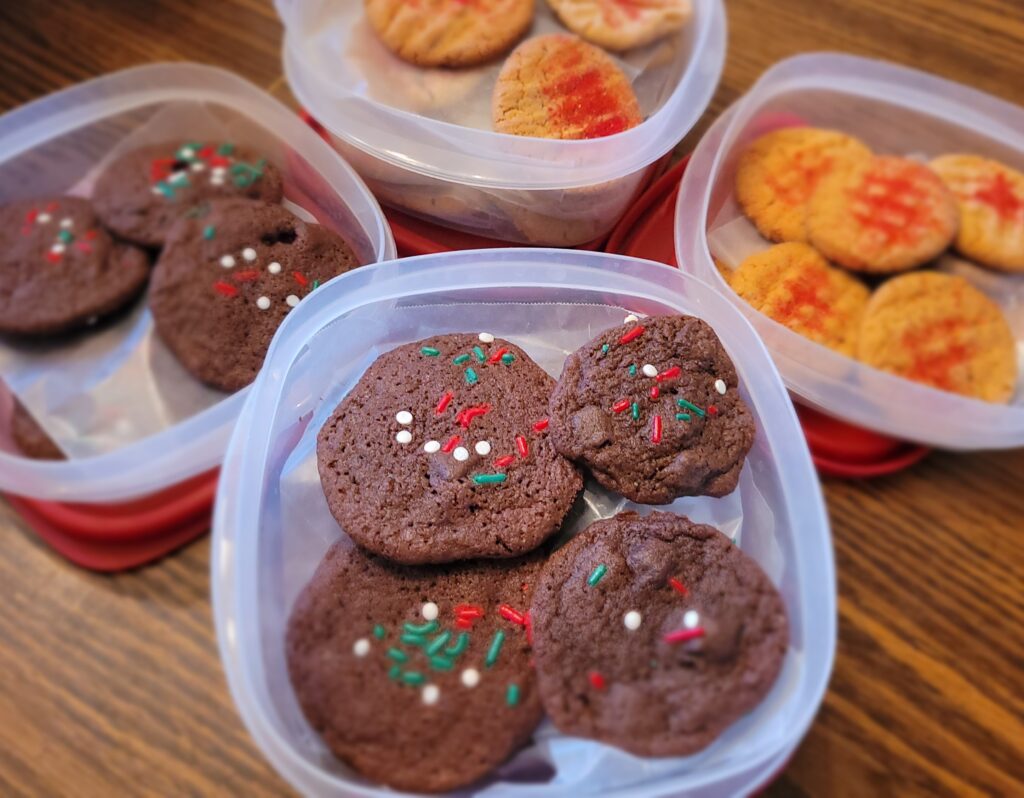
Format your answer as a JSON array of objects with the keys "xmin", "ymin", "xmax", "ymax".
[
  {"xmin": 453, "ymin": 353, "xmax": 471, "ymax": 365},
  {"xmin": 485, "ymin": 630, "xmax": 505, "ymax": 668},
  {"xmin": 501, "ymin": 353, "xmax": 515, "ymax": 365},
  {"xmin": 373, "ymin": 624, "xmax": 386, "ymax": 640},
  {"xmin": 631, "ymin": 402, "xmax": 640, "ymax": 421},
  {"xmin": 676, "ymin": 398, "xmax": 706, "ymax": 417},
  {"xmin": 401, "ymin": 671, "xmax": 426, "ymax": 686},
  {"xmin": 472, "ymin": 346, "xmax": 486, "ymax": 362},
  {"xmin": 506, "ymin": 684, "xmax": 520, "ymax": 707},
  {"xmin": 202, "ymin": 224, "xmax": 216, "ymax": 240},
  {"xmin": 403, "ymin": 619, "xmax": 439, "ymax": 635},
  {"xmin": 675, "ymin": 412, "xmax": 691, "ymax": 422},
  {"xmin": 388, "ymin": 664, "xmax": 402, "ymax": 680},
  {"xmin": 426, "ymin": 631, "xmax": 452, "ymax": 656},
  {"xmin": 421, "ymin": 347, "xmax": 441, "ymax": 357},
  {"xmin": 465, "ymin": 367, "xmax": 479, "ymax": 385},
  {"xmin": 445, "ymin": 632, "xmax": 469, "ymax": 657},
  {"xmin": 217, "ymin": 142, "xmax": 235, "ymax": 156},
  {"xmin": 429, "ymin": 655, "xmax": 454, "ymax": 671},
  {"xmin": 400, "ymin": 633, "xmax": 427, "ymax": 647},
  {"xmin": 387, "ymin": 648, "xmax": 408, "ymax": 663},
  {"xmin": 601, "ymin": 344, "xmax": 610, "ymax": 354},
  {"xmin": 58, "ymin": 229, "xmax": 74, "ymax": 243},
  {"xmin": 473, "ymin": 473, "xmax": 507, "ymax": 485},
  {"xmin": 587, "ymin": 564, "xmax": 607, "ymax": 587},
  {"xmin": 311, "ymin": 279, "xmax": 319, "ymax": 290},
  {"xmin": 155, "ymin": 181, "xmax": 175, "ymax": 199},
  {"xmin": 628, "ymin": 364, "xmax": 637, "ymax": 377}
]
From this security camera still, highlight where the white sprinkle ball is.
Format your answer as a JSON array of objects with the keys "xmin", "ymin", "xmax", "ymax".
[
  {"xmin": 424, "ymin": 440, "xmax": 441, "ymax": 454},
  {"xmin": 211, "ymin": 175, "xmax": 225, "ymax": 186},
  {"xmin": 642, "ymin": 364, "xmax": 658, "ymax": 378},
  {"xmin": 422, "ymin": 602, "xmax": 439, "ymax": 621},
  {"xmin": 683, "ymin": 610, "xmax": 700, "ymax": 629},
  {"xmin": 59, "ymin": 217, "xmax": 73, "ymax": 229},
  {"xmin": 478, "ymin": 332, "xmax": 495, "ymax": 343},
  {"xmin": 453, "ymin": 446, "xmax": 469, "ymax": 462},
  {"xmin": 475, "ymin": 440, "xmax": 491, "ymax": 456},
  {"xmin": 714, "ymin": 379, "xmax": 727, "ymax": 395},
  {"xmin": 37, "ymin": 213, "xmax": 51, "ymax": 224},
  {"xmin": 50, "ymin": 244, "xmax": 65, "ymax": 254},
  {"xmin": 180, "ymin": 147, "xmax": 195, "ymax": 158},
  {"xmin": 395, "ymin": 430, "xmax": 412, "ymax": 444},
  {"xmin": 219, "ymin": 255, "xmax": 236, "ymax": 268},
  {"xmin": 396, "ymin": 410, "xmax": 413, "ymax": 425},
  {"xmin": 191, "ymin": 162, "xmax": 206, "ymax": 172},
  {"xmin": 624, "ymin": 314, "xmax": 639, "ymax": 324},
  {"xmin": 151, "ymin": 187, "xmax": 163, "ymax": 195},
  {"xmin": 268, "ymin": 261, "xmax": 282, "ymax": 274},
  {"xmin": 623, "ymin": 610, "xmax": 642, "ymax": 631},
  {"xmin": 212, "ymin": 166, "xmax": 227, "ymax": 176},
  {"xmin": 256, "ymin": 296, "xmax": 271, "ymax": 310},
  {"xmin": 242, "ymin": 247, "xmax": 257, "ymax": 262},
  {"xmin": 422, "ymin": 685, "xmax": 440, "ymax": 705},
  {"xmin": 286, "ymin": 294, "xmax": 300, "ymax": 308},
  {"xmin": 353, "ymin": 638, "xmax": 370, "ymax": 657},
  {"xmin": 461, "ymin": 668, "xmax": 480, "ymax": 688}
]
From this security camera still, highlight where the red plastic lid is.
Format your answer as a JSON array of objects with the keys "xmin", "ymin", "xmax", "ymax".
[
  {"xmin": 604, "ymin": 156, "xmax": 929, "ymax": 478},
  {"xmin": 7, "ymin": 491, "xmax": 210, "ymax": 571}
]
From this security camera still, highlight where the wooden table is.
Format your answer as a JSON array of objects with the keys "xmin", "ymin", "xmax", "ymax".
[{"xmin": 0, "ymin": 1, "xmax": 1021, "ymax": 795}]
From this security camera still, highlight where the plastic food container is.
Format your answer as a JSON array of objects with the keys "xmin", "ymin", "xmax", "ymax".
[
  {"xmin": 676, "ymin": 53, "xmax": 1024, "ymax": 450},
  {"xmin": 0, "ymin": 63, "xmax": 394, "ymax": 565},
  {"xmin": 213, "ymin": 249, "xmax": 834, "ymax": 797},
  {"xmin": 276, "ymin": 0, "xmax": 726, "ymax": 246}
]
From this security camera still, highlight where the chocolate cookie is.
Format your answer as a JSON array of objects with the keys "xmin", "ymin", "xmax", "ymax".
[
  {"xmin": 317, "ymin": 333, "xmax": 582, "ymax": 564},
  {"xmin": 92, "ymin": 141, "xmax": 284, "ymax": 247},
  {"xmin": 0, "ymin": 197, "xmax": 150, "ymax": 336},
  {"xmin": 548, "ymin": 314, "xmax": 755, "ymax": 504},
  {"xmin": 530, "ymin": 511, "xmax": 789, "ymax": 756},
  {"xmin": 11, "ymin": 399, "xmax": 64, "ymax": 460},
  {"xmin": 149, "ymin": 199, "xmax": 360, "ymax": 392},
  {"xmin": 286, "ymin": 540, "xmax": 543, "ymax": 793}
]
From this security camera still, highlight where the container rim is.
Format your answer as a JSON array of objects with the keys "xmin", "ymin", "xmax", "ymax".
[
  {"xmin": 280, "ymin": 0, "xmax": 727, "ymax": 190},
  {"xmin": 213, "ymin": 248, "xmax": 836, "ymax": 797},
  {"xmin": 0, "ymin": 62, "xmax": 396, "ymax": 502},
  {"xmin": 675, "ymin": 51, "xmax": 1024, "ymax": 450}
]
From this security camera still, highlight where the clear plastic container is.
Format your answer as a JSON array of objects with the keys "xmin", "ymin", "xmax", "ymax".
[
  {"xmin": 0, "ymin": 63, "xmax": 395, "ymax": 503},
  {"xmin": 276, "ymin": 0, "xmax": 726, "ymax": 246},
  {"xmin": 676, "ymin": 53, "xmax": 1024, "ymax": 450},
  {"xmin": 212, "ymin": 249, "xmax": 835, "ymax": 797}
]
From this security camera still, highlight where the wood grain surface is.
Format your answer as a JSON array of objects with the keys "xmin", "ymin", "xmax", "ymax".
[{"xmin": 0, "ymin": 1, "xmax": 1022, "ymax": 795}]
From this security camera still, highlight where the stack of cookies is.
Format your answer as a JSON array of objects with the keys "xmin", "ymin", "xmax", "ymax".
[
  {"xmin": 728, "ymin": 126, "xmax": 1020, "ymax": 404},
  {"xmin": 1, "ymin": 140, "xmax": 366, "ymax": 459},
  {"xmin": 288, "ymin": 315, "xmax": 789, "ymax": 792},
  {"xmin": 363, "ymin": 0, "xmax": 693, "ymax": 141}
]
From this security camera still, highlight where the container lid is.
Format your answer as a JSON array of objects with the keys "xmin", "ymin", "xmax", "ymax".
[{"xmin": 278, "ymin": 0, "xmax": 727, "ymax": 189}]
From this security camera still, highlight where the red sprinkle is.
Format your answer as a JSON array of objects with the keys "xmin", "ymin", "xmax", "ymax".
[
  {"xmin": 84, "ymin": 229, "xmax": 98, "ymax": 240},
  {"xmin": 707, "ymin": 405, "xmax": 719, "ymax": 417},
  {"xmin": 656, "ymin": 366, "xmax": 681, "ymax": 382},
  {"xmin": 668, "ymin": 577, "xmax": 689, "ymax": 596},
  {"xmin": 499, "ymin": 605, "xmax": 526, "ymax": 625},
  {"xmin": 441, "ymin": 435, "xmax": 461, "ymax": 454},
  {"xmin": 516, "ymin": 435, "xmax": 529, "ymax": 458},
  {"xmin": 612, "ymin": 398, "xmax": 631, "ymax": 413},
  {"xmin": 494, "ymin": 455, "xmax": 516, "ymax": 469},
  {"xmin": 436, "ymin": 392, "xmax": 454, "ymax": 414},
  {"xmin": 649, "ymin": 386, "xmax": 660, "ymax": 400},
  {"xmin": 456, "ymin": 404, "xmax": 491, "ymax": 428},
  {"xmin": 532, "ymin": 418, "xmax": 549, "ymax": 432},
  {"xmin": 651, "ymin": 415, "xmax": 662, "ymax": 444},
  {"xmin": 455, "ymin": 604, "xmax": 484, "ymax": 618},
  {"xmin": 487, "ymin": 347, "xmax": 510, "ymax": 364},
  {"xmin": 45, "ymin": 201, "xmax": 58, "ymax": 212},
  {"xmin": 618, "ymin": 325, "xmax": 645, "ymax": 345},
  {"xmin": 588, "ymin": 671, "xmax": 607, "ymax": 690},
  {"xmin": 232, "ymin": 269, "xmax": 259, "ymax": 282},
  {"xmin": 456, "ymin": 618, "xmax": 473, "ymax": 629},
  {"xmin": 213, "ymin": 280, "xmax": 238, "ymax": 298},
  {"xmin": 293, "ymin": 271, "xmax": 309, "ymax": 287},
  {"xmin": 75, "ymin": 242, "xmax": 93, "ymax": 253},
  {"xmin": 198, "ymin": 145, "xmax": 214, "ymax": 159},
  {"xmin": 45, "ymin": 251, "xmax": 62, "ymax": 263},
  {"xmin": 24, "ymin": 209, "xmax": 37, "ymax": 224},
  {"xmin": 663, "ymin": 627, "xmax": 706, "ymax": 644}
]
